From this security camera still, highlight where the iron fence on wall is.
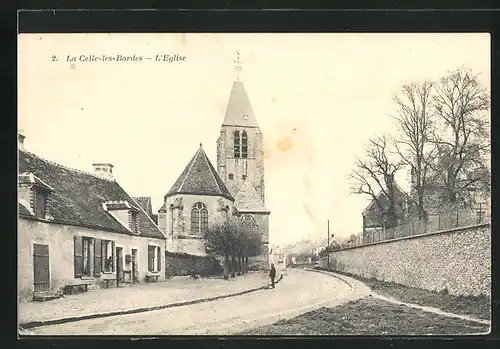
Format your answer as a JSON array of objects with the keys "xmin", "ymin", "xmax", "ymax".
[{"xmin": 344, "ymin": 205, "xmax": 490, "ymax": 248}]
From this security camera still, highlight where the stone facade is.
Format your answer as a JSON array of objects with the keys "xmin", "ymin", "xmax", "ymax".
[
  {"xmin": 326, "ymin": 224, "xmax": 491, "ymax": 297},
  {"xmin": 217, "ymin": 127, "xmax": 265, "ymax": 203},
  {"xmin": 162, "ymin": 194, "xmax": 234, "ymax": 255}
]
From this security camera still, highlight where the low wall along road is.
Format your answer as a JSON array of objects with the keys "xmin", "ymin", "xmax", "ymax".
[{"xmin": 322, "ymin": 224, "xmax": 491, "ymax": 297}]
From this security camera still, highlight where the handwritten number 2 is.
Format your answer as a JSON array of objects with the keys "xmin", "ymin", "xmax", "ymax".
[{"xmin": 52, "ymin": 55, "xmax": 57, "ymax": 62}]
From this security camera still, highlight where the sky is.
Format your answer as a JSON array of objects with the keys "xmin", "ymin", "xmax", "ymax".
[{"xmin": 18, "ymin": 33, "xmax": 490, "ymax": 246}]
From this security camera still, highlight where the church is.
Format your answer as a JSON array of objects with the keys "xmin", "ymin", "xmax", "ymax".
[{"xmin": 158, "ymin": 62, "xmax": 271, "ymax": 270}]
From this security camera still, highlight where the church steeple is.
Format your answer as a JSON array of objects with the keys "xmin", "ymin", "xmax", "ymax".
[
  {"xmin": 217, "ymin": 53, "xmax": 266, "ymax": 204},
  {"xmin": 222, "ymin": 52, "xmax": 259, "ymax": 128}
]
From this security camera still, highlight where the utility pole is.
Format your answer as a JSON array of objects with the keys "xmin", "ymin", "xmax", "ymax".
[{"xmin": 327, "ymin": 220, "xmax": 330, "ymax": 269}]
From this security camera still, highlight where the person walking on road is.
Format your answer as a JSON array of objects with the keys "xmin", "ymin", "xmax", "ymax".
[{"xmin": 269, "ymin": 263, "xmax": 276, "ymax": 289}]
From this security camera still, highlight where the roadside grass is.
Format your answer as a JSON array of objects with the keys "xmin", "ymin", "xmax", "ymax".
[
  {"xmin": 240, "ymin": 296, "xmax": 490, "ymax": 336},
  {"xmin": 312, "ymin": 267, "xmax": 490, "ymax": 321}
]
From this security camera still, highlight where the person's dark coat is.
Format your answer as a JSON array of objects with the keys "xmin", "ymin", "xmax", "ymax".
[{"xmin": 269, "ymin": 266, "xmax": 276, "ymax": 279}]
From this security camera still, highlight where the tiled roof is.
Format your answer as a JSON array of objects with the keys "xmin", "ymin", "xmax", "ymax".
[
  {"xmin": 18, "ymin": 150, "xmax": 165, "ymax": 240},
  {"xmin": 133, "ymin": 197, "xmax": 153, "ymax": 216},
  {"xmin": 234, "ymin": 178, "xmax": 269, "ymax": 213},
  {"xmin": 166, "ymin": 145, "xmax": 234, "ymax": 201},
  {"xmin": 222, "ymin": 81, "xmax": 259, "ymax": 128}
]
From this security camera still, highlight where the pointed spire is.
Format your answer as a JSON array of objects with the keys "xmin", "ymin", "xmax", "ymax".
[
  {"xmin": 234, "ymin": 51, "xmax": 243, "ymax": 82},
  {"xmin": 222, "ymin": 81, "xmax": 259, "ymax": 128}
]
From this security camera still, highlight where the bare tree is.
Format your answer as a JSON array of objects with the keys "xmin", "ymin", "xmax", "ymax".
[
  {"xmin": 350, "ymin": 135, "xmax": 405, "ymax": 228},
  {"xmin": 431, "ymin": 67, "xmax": 490, "ymax": 206},
  {"xmin": 392, "ymin": 81, "xmax": 439, "ymax": 220},
  {"xmin": 203, "ymin": 216, "xmax": 261, "ymax": 279}
]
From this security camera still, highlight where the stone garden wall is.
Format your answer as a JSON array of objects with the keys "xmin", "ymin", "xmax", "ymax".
[{"xmin": 324, "ymin": 224, "xmax": 491, "ymax": 297}]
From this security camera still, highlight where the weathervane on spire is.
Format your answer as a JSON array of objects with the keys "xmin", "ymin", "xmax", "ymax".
[{"xmin": 234, "ymin": 50, "xmax": 243, "ymax": 81}]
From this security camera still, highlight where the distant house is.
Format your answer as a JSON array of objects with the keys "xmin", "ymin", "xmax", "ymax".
[
  {"xmin": 134, "ymin": 196, "xmax": 158, "ymax": 225},
  {"xmin": 18, "ymin": 134, "xmax": 167, "ymax": 302},
  {"xmin": 362, "ymin": 174, "xmax": 412, "ymax": 237}
]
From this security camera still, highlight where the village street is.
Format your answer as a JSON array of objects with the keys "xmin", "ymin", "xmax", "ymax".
[{"xmin": 28, "ymin": 268, "xmax": 355, "ymax": 335}]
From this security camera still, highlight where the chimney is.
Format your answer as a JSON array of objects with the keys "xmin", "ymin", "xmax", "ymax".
[
  {"xmin": 386, "ymin": 173, "xmax": 395, "ymax": 189},
  {"xmin": 92, "ymin": 163, "xmax": 114, "ymax": 180},
  {"xmin": 18, "ymin": 132, "xmax": 26, "ymax": 151}
]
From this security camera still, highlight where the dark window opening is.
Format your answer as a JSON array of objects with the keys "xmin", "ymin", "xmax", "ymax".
[
  {"xmin": 228, "ymin": 174, "xmax": 234, "ymax": 180},
  {"xmin": 234, "ymin": 131, "xmax": 241, "ymax": 158},
  {"xmin": 242, "ymin": 175, "xmax": 247, "ymax": 180},
  {"xmin": 148, "ymin": 245, "xmax": 161, "ymax": 272},
  {"xmin": 242, "ymin": 131, "xmax": 248, "ymax": 158},
  {"xmin": 35, "ymin": 191, "xmax": 46, "ymax": 218},
  {"xmin": 102, "ymin": 240, "xmax": 114, "ymax": 272}
]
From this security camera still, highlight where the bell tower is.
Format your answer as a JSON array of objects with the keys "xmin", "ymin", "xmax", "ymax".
[{"xmin": 216, "ymin": 52, "xmax": 265, "ymax": 203}]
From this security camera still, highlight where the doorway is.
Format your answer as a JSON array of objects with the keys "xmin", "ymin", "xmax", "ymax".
[
  {"xmin": 116, "ymin": 247, "xmax": 124, "ymax": 287},
  {"xmin": 33, "ymin": 244, "xmax": 50, "ymax": 292},
  {"xmin": 131, "ymin": 249, "xmax": 138, "ymax": 283}
]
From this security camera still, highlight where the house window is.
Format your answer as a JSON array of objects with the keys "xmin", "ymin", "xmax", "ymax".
[
  {"xmin": 148, "ymin": 245, "xmax": 161, "ymax": 272},
  {"xmin": 82, "ymin": 237, "xmax": 94, "ymax": 277},
  {"xmin": 191, "ymin": 202, "xmax": 208, "ymax": 235},
  {"xmin": 129, "ymin": 211, "xmax": 139, "ymax": 233},
  {"xmin": 234, "ymin": 131, "xmax": 241, "ymax": 158},
  {"xmin": 228, "ymin": 174, "xmax": 234, "ymax": 180},
  {"xmin": 102, "ymin": 240, "xmax": 115, "ymax": 272},
  {"xmin": 241, "ymin": 131, "xmax": 248, "ymax": 158},
  {"xmin": 242, "ymin": 174, "xmax": 247, "ymax": 180},
  {"xmin": 34, "ymin": 190, "xmax": 47, "ymax": 219}
]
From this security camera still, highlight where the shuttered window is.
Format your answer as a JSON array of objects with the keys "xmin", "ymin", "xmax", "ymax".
[
  {"xmin": 74, "ymin": 236, "xmax": 83, "ymax": 278},
  {"xmin": 157, "ymin": 246, "xmax": 161, "ymax": 272},
  {"xmin": 94, "ymin": 239, "xmax": 101, "ymax": 277},
  {"xmin": 148, "ymin": 245, "xmax": 155, "ymax": 272},
  {"xmin": 148, "ymin": 245, "xmax": 160, "ymax": 272},
  {"xmin": 74, "ymin": 236, "xmax": 95, "ymax": 278}
]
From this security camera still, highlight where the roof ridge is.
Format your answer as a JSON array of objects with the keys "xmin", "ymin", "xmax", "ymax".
[
  {"xmin": 178, "ymin": 148, "xmax": 200, "ymax": 193},
  {"xmin": 18, "ymin": 150, "xmax": 115, "ymax": 182},
  {"xmin": 201, "ymin": 148, "xmax": 223, "ymax": 196}
]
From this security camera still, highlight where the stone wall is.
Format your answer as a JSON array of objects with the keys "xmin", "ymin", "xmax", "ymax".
[
  {"xmin": 164, "ymin": 252, "xmax": 223, "ymax": 277},
  {"xmin": 325, "ymin": 224, "xmax": 491, "ymax": 297}
]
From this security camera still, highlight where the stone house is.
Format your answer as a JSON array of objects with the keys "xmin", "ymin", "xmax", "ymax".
[
  {"xmin": 134, "ymin": 196, "xmax": 158, "ymax": 225},
  {"xmin": 362, "ymin": 175, "xmax": 412, "ymax": 237},
  {"xmin": 18, "ymin": 135, "xmax": 167, "ymax": 302}
]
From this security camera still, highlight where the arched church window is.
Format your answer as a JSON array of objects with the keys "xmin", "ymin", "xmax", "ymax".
[
  {"xmin": 241, "ymin": 131, "xmax": 248, "ymax": 158},
  {"xmin": 234, "ymin": 131, "xmax": 241, "ymax": 158},
  {"xmin": 191, "ymin": 202, "xmax": 208, "ymax": 235}
]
